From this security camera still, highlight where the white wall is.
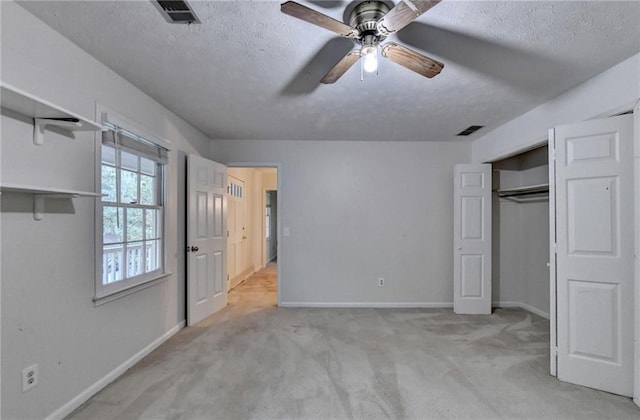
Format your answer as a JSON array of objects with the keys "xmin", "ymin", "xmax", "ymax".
[
  {"xmin": 210, "ymin": 140, "xmax": 470, "ymax": 306},
  {"xmin": 1, "ymin": 3, "xmax": 211, "ymax": 418},
  {"xmin": 472, "ymin": 53, "xmax": 640, "ymax": 163}
]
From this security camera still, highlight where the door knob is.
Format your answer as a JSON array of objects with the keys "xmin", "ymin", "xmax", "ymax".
[
  {"xmin": 191, "ymin": 246, "xmax": 199, "ymax": 252},
  {"xmin": 457, "ymin": 246, "xmax": 462, "ymax": 250}
]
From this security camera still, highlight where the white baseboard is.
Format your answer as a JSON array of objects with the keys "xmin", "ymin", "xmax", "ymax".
[
  {"xmin": 493, "ymin": 301, "xmax": 550, "ymax": 319},
  {"xmin": 279, "ymin": 301, "xmax": 454, "ymax": 308},
  {"xmin": 278, "ymin": 301, "xmax": 550, "ymax": 319},
  {"xmin": 45, "ymin": 321, "xmax": 186, "ymax": 420}
]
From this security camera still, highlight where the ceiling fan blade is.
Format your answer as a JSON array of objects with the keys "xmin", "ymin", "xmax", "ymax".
[
  {"xmin": 381, "ymin": 42, "xmax": 444, "ymax": 78},
  {"xmin": 320, "ymin": 50, "xmax": 360, "ymax": 84},
  {"xmin": 281, "ymin": 1, "xmax": 358, "ymax": 38},
  {"xmin": 377, "ymin": 0, "xmax": 441, "ymax": 35},
  {"xmin": 307, "ymin": 0, "xmax": 345, "ymax": 9}
]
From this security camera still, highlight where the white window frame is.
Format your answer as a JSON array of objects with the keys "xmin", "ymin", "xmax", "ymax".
[{"xmin": 94, "ymin": 106, "xmax": 171, "ymax": 304}]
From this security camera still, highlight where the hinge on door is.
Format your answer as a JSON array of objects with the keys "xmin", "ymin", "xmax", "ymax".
[
  {"xmin": 227, "ymin": 231, "xmax": 229, "ymax": 237},
  {"xmin": 550, "ymin": 149, "xmax": 556, "ymax": 161},
  {"xmin": 553, "ymin": 346, "xmax": 558, "ymax": 356},
  {"xmin": 552, "ymin": 243, "xmax": 557, "ymax": 254}
]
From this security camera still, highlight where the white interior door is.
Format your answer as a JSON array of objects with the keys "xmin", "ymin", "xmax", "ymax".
[
  {"xmin": 453, "ymin": 164, "xmax": 492, "ymax": 314},
  {"xmin": 553, "ymin": 114, "xmax": 634, "ymax": 396},
  {"xmin": 227, "ymin": 175, "xmax": 247, "ymax": 288},
  {"xmin": 187, "ymin": 154, "xmax": 227, "ymax": 326}
]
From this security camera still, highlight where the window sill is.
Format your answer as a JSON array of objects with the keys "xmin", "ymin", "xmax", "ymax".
[{"xmin": 93, "ymin": 272, "xmax": 173, "ymax": 307}]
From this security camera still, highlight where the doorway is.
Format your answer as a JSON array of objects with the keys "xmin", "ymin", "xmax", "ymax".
[
  {"xmin": 265, "ymin": 190, "xmax": 277, "ymax": 264},
  {"xmin": 491, "ymin": 145, "xmax": 550, "ymax": 319},
  {"xmin": 226, "ymin": 166, "xmax": 279, "ymax": 303}
]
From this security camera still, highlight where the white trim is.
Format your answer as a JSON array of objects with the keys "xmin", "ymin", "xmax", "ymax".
[
  {"xmin": 277, "ymin": 301, "xmax": 550, "ymax": 318},
  {"xmin": 93, "ymin": 272, "xmax": 172, "ymax": 306},
  {"xmin": 633, "ymin": 99, "xmax": 640, "ymax": 408},
  {"xmin": 493, "ymin": 301, "xmax": 550, "ymax": 320},
  {"xmin": 279, "ymin": 302, "xmax": 454, "ymax": 308},
  {"xmin": 45, "ymin": 321, "xmax": 185, "ymax": 420},
  {"xmin": 548, "ymin": 128, "xmax": 558, "ymax": 377},
  {"xmin": 226, "ymin": 162, "xmax": 282, "ymax": 307}
]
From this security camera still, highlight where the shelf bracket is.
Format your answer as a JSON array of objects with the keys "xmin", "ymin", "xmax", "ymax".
[
  {"xmin": 33, "ymin": 118, "xmax": 82, "ymax": 146},
  {"xmin": 32, "ymin": 193, "xmax": 79, "ymax": 221}
]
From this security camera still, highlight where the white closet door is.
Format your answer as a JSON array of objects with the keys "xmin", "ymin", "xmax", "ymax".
[
  {"xmin": 554, "ymin": 114, "xmax": 634, "ymax": 396},
  {"xmin": 453, "ymin": 164, "xmax": 492, "ymax": 314}
]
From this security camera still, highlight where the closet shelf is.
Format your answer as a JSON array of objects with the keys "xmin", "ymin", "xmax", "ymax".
[
  {"xmin": 0, "ymin": 183, "xmax": 103, "ymax": 221},
  {"xmin": 497, "ymin": 183, "xmax": 549, "ymax": 202},
  {"xmin": 0, "ymin": 82, "xmax": 103, "ymax": 145}
]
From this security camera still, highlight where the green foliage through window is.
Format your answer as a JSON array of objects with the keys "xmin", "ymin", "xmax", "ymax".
[{"xmin": 101, "ymin": 144, "xmax": 164, "ymax": 286}]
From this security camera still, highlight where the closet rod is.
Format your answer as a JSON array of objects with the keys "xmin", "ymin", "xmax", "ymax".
[{"xmin": 496, "ymin": 183, "xmax": 549, "ymax": 198}]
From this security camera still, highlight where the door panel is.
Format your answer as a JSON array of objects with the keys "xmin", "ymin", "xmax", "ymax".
[
  {"xmin": 187, "ymin": 154, "xmax": 227, "ymax": 326},
  {"xmin": 461, "ymin": 255, "xmax": 483, "ymax": 297},
  {"xmin": 554, "ymin": 114, "xmax": 633, "ymax": 396},
  {"xmin": 213, "ymin": 251, "xmax": 224, "ymax": 294},
  {"xmin": 454, "ymin": 164, "xmax": 492, "ymax": 314},
  {"xmin": 568, "ymin": 280, "xmax": 618, "ymax": 362},
  {"xmin": 567, "ymin": 177, "xmax": 617, "ymax": 254}
]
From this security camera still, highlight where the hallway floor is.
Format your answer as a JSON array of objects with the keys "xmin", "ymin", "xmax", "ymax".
[{"xmin": 69, "ymin": 265, "xmax": 639, "ymax": 419}]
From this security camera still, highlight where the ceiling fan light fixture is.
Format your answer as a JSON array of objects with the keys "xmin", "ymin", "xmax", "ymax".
[{"xmin": 361, "ymin": 45, "xmax": 378, "ymax": 73}]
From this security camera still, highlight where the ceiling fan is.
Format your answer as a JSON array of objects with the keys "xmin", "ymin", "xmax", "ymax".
[{"xmin": 281, "ymin": 0, "xmax": 444, "ymax": 83}]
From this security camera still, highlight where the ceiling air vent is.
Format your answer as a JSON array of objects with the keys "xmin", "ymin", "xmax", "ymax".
[
  {"xmin": 154, "ymin": 0, "xmax": 201, "ymax": 24},
  {"xmin": 456, "ymin": 125, "xmax": 484, "ymax": 136}
]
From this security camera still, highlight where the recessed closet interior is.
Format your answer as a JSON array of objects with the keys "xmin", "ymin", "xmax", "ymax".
[{"xmin": 492, "ymin": 145, "xmax": 550, "ymax": 318}]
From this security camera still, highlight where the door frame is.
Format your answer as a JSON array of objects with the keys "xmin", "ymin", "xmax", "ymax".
[
  {"xmin": 633, "ymin": 99, "xmax": 639, "ymax": 406},
  {"xmin": 227, "ymin": 162, "xmax": 282, "ymax": 307}
]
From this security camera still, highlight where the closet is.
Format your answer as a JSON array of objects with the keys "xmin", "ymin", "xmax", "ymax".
[{"xmin": 492, "ymin": 145, "xmax": 550, "ymax": 318}]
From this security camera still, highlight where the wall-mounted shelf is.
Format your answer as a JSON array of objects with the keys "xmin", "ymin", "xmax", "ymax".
[
  {"xmin": 497, "ymin": 183, "xmax": 549, "ymax": 202},
  {"xmin": 0, "ymin": 82, "xmax": 103, "ymax": 145},
  {"xmin": 0, "ymin": 183, "xmax": 102, "ymax": 221}
]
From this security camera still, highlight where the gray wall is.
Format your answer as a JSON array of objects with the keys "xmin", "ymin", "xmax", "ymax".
[
  {"xmin": 1, "ymin": 3, "xmax": 210, "ymax": 418},
  {"xmin": 211, "ymin": 140, "xmax": 471, "ymax": 305},
  {"xmin": 492, "ymin": 149, "xmax": 550, "ymax": 316}
]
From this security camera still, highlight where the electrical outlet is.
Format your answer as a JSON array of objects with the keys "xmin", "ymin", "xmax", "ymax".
[
  {"xmin": 378, "ymin": 277, "xmax": 384, "ymax": 287},
  {"xmin": 22, "ymin": 364, "xmax": 39, "ymax": 392}
]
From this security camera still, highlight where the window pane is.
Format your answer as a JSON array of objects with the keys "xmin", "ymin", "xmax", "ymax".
[
  {"xmin": 145, "ymin": 240, "xmax": 161, "ymax": 273},
  {"xmin": 120, "ymin": 170, "xmax": 139, "ymax": 204},
  {"xmin": 103, "ymin": 206, "xmax": 123, "ymax": 243},
  {"xmin": 145, "ymin": 209, "xmax": 161, "ymax": 239},
  {"xmin": 103, "ymin": 245, "xmax": 123, "ymax": 284},
  {"xmin": 140, "ymin": 175, "xmax": 155, "ymax": 205},
  {"xmin": 121, "ymin": 151, "xmax": 138, "ymax": 171},
  {"xmin": 127, "ymin": 208, "xmax": 143, "ymax": 241},
  {"xmin": 102, "ymin": 145, "xmax": 116, "ymax": 165},
  {"xmin": 101, "ymin": 165, "xmax": 117, "ymax": 202},
  {"xmin": 126, "ymin": 242, "xmax": 144, "ymax": 278},
  {"xmin": 140, "ymin": 158, "xmax": 155, "ymax": 176}
]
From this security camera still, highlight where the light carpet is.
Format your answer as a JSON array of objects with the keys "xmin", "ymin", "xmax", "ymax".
[{"xmin": 69, "ymin": 265, "xmax": 639, "ymax": 419}]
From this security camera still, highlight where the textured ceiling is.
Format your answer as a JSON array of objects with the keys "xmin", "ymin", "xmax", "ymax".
[{"xmin": 18, "ymin": 1, "xmax": 640, "ymax": 142}]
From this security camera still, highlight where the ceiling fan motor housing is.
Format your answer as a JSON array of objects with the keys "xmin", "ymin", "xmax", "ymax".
[{"xmin": 349, "ymin": 1, "xmax": 390, "ymax": 45}]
